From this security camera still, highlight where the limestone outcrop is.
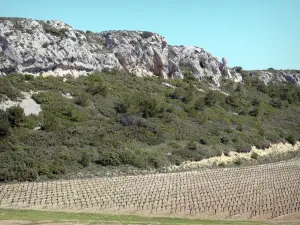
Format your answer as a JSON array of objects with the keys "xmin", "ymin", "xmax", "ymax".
[{"xmin": 0, "ymin": 17, "xmax": 299, "ymax": 86}]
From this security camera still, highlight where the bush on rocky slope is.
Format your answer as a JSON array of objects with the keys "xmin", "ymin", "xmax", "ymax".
[{"xmin": 0, "ymin": 71, "xmax": 300, "ymax": 181}]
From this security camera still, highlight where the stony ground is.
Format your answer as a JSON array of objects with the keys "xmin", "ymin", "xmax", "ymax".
[{"xmin": 168, "ymin": 142, "xmax": 300, "ymax": 170}]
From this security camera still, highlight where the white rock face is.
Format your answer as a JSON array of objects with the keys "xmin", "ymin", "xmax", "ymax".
[
  {"xmin": 0, "ymin": 18, "xmax": 229, "ymax": 85},
  {"xmin": 62, "ymin": 92, "xmax": 73, "ymax": 99},
  {"xmin": 254, "ymin": 70, "xmax": 300, "ymax": 85},
  {"xmin": 0, "ymin": 18, "xmax": 122, "ymax": 75},
  {"xmin": 168, "ymin": 46, "xmax": 221, "ymax": 82},
  {"xmin": 0, "ymin": 18, "xmax": 299, "ymax": 86},
  {"xmin": 229, "ymin": 69, "xmax": 300, "ymax": 85},
  {"xmin": 0, "ymin": 91, "xmax": 41, "ymax": 116}
]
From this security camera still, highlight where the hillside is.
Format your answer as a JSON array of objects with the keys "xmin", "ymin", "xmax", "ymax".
[
  {"xmin": 1, "ymin": 70, "xmax": 300, "ymax": 182},
  {"xmin": 1, "ymin": 18, "xmax": 300, "ymax": 182}
]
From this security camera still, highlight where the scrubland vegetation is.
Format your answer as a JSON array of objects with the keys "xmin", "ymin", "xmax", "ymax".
[{"xmin": 1, "ymin": 70, "xmax": 300, "ymax": 181}]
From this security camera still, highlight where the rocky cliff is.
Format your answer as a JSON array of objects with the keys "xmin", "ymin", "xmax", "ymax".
[{"xmin": 0, "ymin": 17, "xmax": 299, "ymax": 86}]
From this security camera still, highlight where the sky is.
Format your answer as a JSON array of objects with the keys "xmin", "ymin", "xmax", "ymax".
[{"xmin": 1, "ymin": 0, "xmax": 300, "ymax": 70}]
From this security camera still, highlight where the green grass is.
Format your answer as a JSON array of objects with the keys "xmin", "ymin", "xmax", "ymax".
[{"xmin": 0, "ymin": 208, "xmax": 297, "ymax": 225}]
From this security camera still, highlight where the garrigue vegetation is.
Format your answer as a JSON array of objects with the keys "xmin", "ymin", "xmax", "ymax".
[{"xmin": 0, "ymin": 70, "xmax": 300, "ymax": 181}]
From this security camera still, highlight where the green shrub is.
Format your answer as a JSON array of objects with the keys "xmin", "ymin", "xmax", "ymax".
[
  {"xmin": 236, "ymin": 124, "xmax": 243, "ymax": 132},
  {"xmin": 233, "ymin": 158, "xmax": 242, "ymax": 166},
  {"xmin": 168, "ymin": 141, "xmax": 182, "ymax": 149},
  {"xmin": 220, "ymin": 137, "xmax": 229, "ymax": 144},
  {"xmin": 249, "ymin": 107, "xmax": 260, "ymax": 117},
  {"xmin": 118, "ymin": 149, "xmax": 138, "ymax": 166},
  {"xmin": 199, "ymin": 139, "xmax": 207, "ymax": 145},
  {"xmin": 78, "ymin": 152, "xmax": 91, "ymax": 167},
  {"xmin": 172, "ymin": 148, "xmax": 203, "ymax": 161},
  {"xmin": 251, "ymin": 152, "xmax": 258, "ymax": 160},
  {"xmin": 194, "ymin": 98, "xmax": 205, "ymax": 110},
  {"xmin": 87, "ymin": 78, "xmax": 108, "ymax": 96},
  {"xmin": 7, "ymin": 106, "xmax": 24, "ymax": 127},
  {"xmin": 197, "ymin": 110, "xmax": 209, "ymax": 124},
  {"xmin": 24, "ymin": 74, "xmax": 34, "ymax": 80},
  {"xmin": 0, "ymin": 110, "xmax": 10, "ymax": 136},
  {"xmin": 286, "ymin": 134, "xmax": 296, "ymax": 145},
  {"xmin": 204, "ymin": 91, "xmax": 217, "ymax": 106},
  {"xmin": 265, "ymin": 132, "xmax": 279, "ymax": 143},
  {"xmin": 235, "ymin": 83, "xmax": 244, "ymax": 92},
  {"xmin": 236, "ymin": 144, "xmax": 252, "ymax": 153},
  {"xmin": 218, "ymin": 162, "xmax": 225, "ymax": 167},
  {"xmin": 224, "ymin": 127, "xmax": 233, "ymax": 134},
  {"xmin": 252, "ymin": 98, "xmax": 261, "ymax": 106},
  {"xmin": 138, "ymin": 96, "xmax": 159, "ymax": 118},
  {"xmin": 181, "ymin": 65, "xmax": 196, "ymax": 82},
  {"xmin": 15, "ymin": 168, "xmax": 38, "ymax": 182},
  {"xmin": 225, "ymin": 95, "xmax": 239, "ymax": 108},
  {"xmin": 200, "ymin": 147, "xmax": 222, "ymax": 158},
  {"xmin": 235, "ymin": 66, "xmax": 243, "ymax": 73},
  {"xmin": 41, "ymin": 112, "xmax": 60, "ymax": 131},
  {"xmin": 256, "ymin": 81, "xmax": 267, "ymax": 93},
  {"xmin": 42, "ymin": 42, "xmax": 49, "ymax": 48},
  {"xmin": 114, "ymin": 103, "xmax": 127, "ymax": 113},
  {"xmin": 182, "ymin": 84, "xmax": 196, "ymax": 103},
  {"xmin": 95, "ymin": 151, "xmax": 121, "ymax": 166},
  {"xmin": 171, "ymin": 87, "xmax": 185, "ymax": 100},
  {"xmin": 145, "ymin": 151, "xmax": 166, "ymax": 169},
  {"xmin": 141, "ymin": 31, "xmax": 153, "ymax": 39},
  {"xmin": 0, "ymin": 78, "xmax": 21, "ymax": 100},
  {"xmin": 254, "ymin": 139, "xmax": 270, "ymax": 149},
  {"xmin": 70, "ymin": 110, "xmax": 89, "ymax": 122},
  {"xmin": 32, "ymin": 92, "xmax": 60, "ymax": 104},
  {"xmin": 270, "ymin": 98, "xmax": 282, "ymax": 108},
  {"xmin": 49, "ymin": 164, "xmax": 66, "ymax": 175},
  {"xmin": 119, "ymin": 115, "xmax": 140, "ymax": 126},
  {"xmin": 43, "ymin": 25, "xmax": 68, "ymax": 38},
  {"xmin": 187, "ymin": 141, "xmax": 197, "ymax": 151},
  {"xmin": 121, "ymin": 94, "xmax": 161, "ymax": 118},
  {"xmin": 168, "ymin": 154, "xmax": 184, "ymax": 166},
  {"xmin": 224, "ymin": 152, "xmax": 230, "ymax": 157},
  {"xmin": 74, "ymin": 93, "xmax": 89, "ymax": 107}
]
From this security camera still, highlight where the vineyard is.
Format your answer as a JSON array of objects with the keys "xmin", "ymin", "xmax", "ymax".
[{"xmin": 1, "ymin": 159, "xmax": 300, "ymax": 220}]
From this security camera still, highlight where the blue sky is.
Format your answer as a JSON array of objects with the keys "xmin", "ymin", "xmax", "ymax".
[{"xmin": 1, "ymin": 0, "xmax": 300, "ymax": 70}]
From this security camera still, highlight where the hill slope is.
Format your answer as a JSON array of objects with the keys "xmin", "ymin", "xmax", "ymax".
[{"xmin": 0, "ymin": 70, "xmax": 300, "ymax": 181}]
